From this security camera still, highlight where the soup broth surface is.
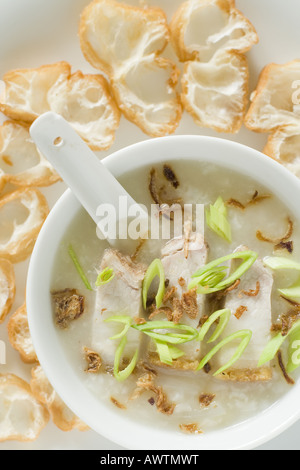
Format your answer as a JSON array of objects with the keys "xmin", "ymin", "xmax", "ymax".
[{"xmin": 51, "ymin": 161, "xmax": 300, "ymax": 434}]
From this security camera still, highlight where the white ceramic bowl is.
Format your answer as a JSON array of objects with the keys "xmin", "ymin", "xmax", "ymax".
[{"xmin": 27, "ymin": 135, "xmax": 300, "ymax": 450}]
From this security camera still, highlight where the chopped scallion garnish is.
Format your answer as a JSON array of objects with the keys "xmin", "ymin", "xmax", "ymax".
[
  {"xmin": 278, "ymin": 278, "xmax": 300, "ymax": 301},
  {"xmin": 257, "ymin": 334, "xmax": 286, "ymax": 368},
  {"xmin": 68, "ymin": 244, "xmax": 93, "ymax": 291},
  {"xmin": 105, "ymin": 314, "xmax": 198, "ymax": 374},
  {"xmin": 198, "ymin": 309, "xmax": 231, "ymax": 343},
  {"xmin": 142, "ymin": 259, "xmax": 165, "ymax": 310},
  {"xmin": 113, "ymin": 336, "xmax": 139, "ymax": 382},
  {"xmin": 263, "ymin": 256, "xmax": 300, "ymax": 301},
  {"xmin": 258, "ymin": 319, "xmax": 300, "ymax": 369},
  {"xmin": 105, "ymin": 315, "xmax": 199, "ymax": 377},
  {"xmin": 188, "ymin": 266, "xmax": 227, "ymax": 291},
  {"xmin": 106, "ymin": 314, "xmax": 254, "ymax": 379},
  {"xmin": 155, "ymin": 340, "xmax": 173, "ymax": 365},
  {"xmin": 189, "ymin": 250, "xmax": 257, "ymax": 294},
  {"xmin": 95, "ymin": 267, "xmax": 115, "ymax": 287},
  {"xmin": 104, "ymin": 315, "xmax": 132, "ymax": 340},
  {"xmin": 206, "ymin": 196, "xmax": 232, "ymax": 242},
  {"xmin": 168, "ymin": 344, "xmax": 186, "ymax": 360},
  {"xmin": 133, "ymin": 320, "xmax": 199, "ymax": 345},
  {"xmin": 286, "ymin": 323, "xmax": 300, "ymax": 373},
  {"xmin": 197, "ymin": 329, "xmax": 252, "ymax": 376},
  {"xmin": 154, "ymin": 340, "xmax": 185, "ymax": 365},
  {"xmin": 263, "ymin": 256, "xmax": 300, "ymax": 271}
]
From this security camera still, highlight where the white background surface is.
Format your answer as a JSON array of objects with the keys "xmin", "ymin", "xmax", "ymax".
[{"xmin": 0, "ymin": 0, "xmax": 299, "ymax": 450}]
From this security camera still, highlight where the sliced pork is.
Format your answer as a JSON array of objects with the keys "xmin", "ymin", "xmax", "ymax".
[
  {"xmin": 148, "ymin": 230, "xmax": 208, "ymax": 370},
  {"xmin": 91, "ymin": 249, "xmax": 146, "ymax": 366},
  {"xmin": 214, "ymin": 246, "xmax": 273, "ymax": 382}
]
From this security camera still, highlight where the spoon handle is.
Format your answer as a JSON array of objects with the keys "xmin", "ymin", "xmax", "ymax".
[{"xmin": 30, "ymin": 112, "xmax": 147, "ymax": 244}]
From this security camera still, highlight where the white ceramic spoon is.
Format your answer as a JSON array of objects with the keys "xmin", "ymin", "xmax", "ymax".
[{"xmin": 30, "ymin": 112, "xmax": 148, "ymax": 246}]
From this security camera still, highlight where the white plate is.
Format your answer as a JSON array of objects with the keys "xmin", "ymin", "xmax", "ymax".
[{"xmin": 0, "ymin": 0, "xmax": 299, "ymax": 450}]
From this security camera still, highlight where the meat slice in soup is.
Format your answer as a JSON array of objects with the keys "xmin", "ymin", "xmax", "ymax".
[
  {"xmin": 91, "ymin": 249, "xmax": 146, "ymax": 366},
  {"xmin": 214, "ymin": 245, "xmax": 273, "ymax": 382},
  {"xmin": 148, "ymin": 230, "xmax": 208, "ymax": 370}
]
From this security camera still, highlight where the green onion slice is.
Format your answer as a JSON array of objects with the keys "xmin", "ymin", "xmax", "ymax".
[
  {"xmin": 198, "ymin": 309, "xmax": 231, "ymax": 343},
  {"xmin": 258, "ymin": 319, "xmax": 300, "ymax": 368},
  {"xmin": 133, "ymin": 321, "xmax": 199, "ymax": 345},
  {"xmin": 188, "ymin": 266, "xmax": 228, "ymax": 291},
  {"xmin": 197, "ymin": 329, "xmax": 252, "ymax": 376},
  {"xmin": 263, "ymin": 256, "xmax": 300, "ymax": 271},
  {"xmin": 168, "ymin": 344, "xmax": 185, "ymax": 360},
  {"xmin": 155, "ymin": 340, "xmax": 173, "ymax": 365},
  {"xmin": 154, "ymin": 340, "xmax": 185, "ymax": 365},
  {"xmin": 68, "ymin": 244, "xmax": 93, "ymax": 291},
  {"xmin": 189, "ymin": 250, "xmax": 258, "ymax": 294},
  {"xmin": 257, "ymin": 334, "xmax": 286, "ymax": 368},
  {"xmin": 95, "ymin": 267, "xmax": 115, "ymax": 287},
  {"xmin": 263, "ymin": 257, "xmax": 300, "ymax": 301},
  {"xmin": 286, "ymin": 322, "xmax": 300, "ymax": 373},
  {"xmin": 104, "ymin": 315, "xmax": 133, "ymax": 340},
  {"xmin": 142, "ymin": 259, "xmax": 165, "ymax": 309},
  {"xmin": 278, "ymin": 278, "xmax": 300, "ymax": 301},
  {"xmin": 206, "ymin": 196, "xmax": 232, "ymax": 242},
  {"xmin": 105, "ymin": 316, "xmax": 199, "ymax": 345},
  {"xmin": 113, "ymin": 336, "xmax": 139, "ymax": 382}
]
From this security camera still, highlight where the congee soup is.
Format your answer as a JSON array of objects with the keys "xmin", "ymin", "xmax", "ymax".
[{"xmin": 51, "ymin": 160, "xmax": 300, "ymax": 434}]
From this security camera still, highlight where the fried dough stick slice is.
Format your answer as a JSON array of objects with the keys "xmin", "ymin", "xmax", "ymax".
[
  {"xmin": 48, "ymin": 71, "xmax": 120, "ymax": 151},
  {"xmin": 79, "ymin": 0, "xmax": 182, "ymax": 137},
  {"xmin": 7, "ymin": 309, "xmax": 89, "ymax": 432},
  {"xmin": 0, "ymin": 61, "xmax": 70, "ymax": 122},
  {"xmin": 0, "ymin": 258, "xmax": 15, "ymax": 323},
  {"xmin": 264, "ymin": 123, "xmax": 300, "ymax": 178},
  {"xmin": 30, "ymin": 365, "xmax": 88, "ymax": 432},
  {"xmin": 0, "ymin": 188, "xmax": 49, "ymax": 263},
  {"xmin": 0, "ymin": 373, "xmax": 49, "ymax": 442},
  {"xmin": 170, "ymin": 0, "xmax": 258, "ymax": 63},
  {"xmin": 79, "ymin": 0, "xmax": 170, "ymax": 77},
  {"xmin": 148, "ymin": 230, "xmax": 208, "ymax": 371},
  {"xmin": 111, "ymin": 56, "xmax": 182, "ymax": 137},
  {"xmin": 181, "ymin": 50, "xmax": 249, "ymax": 133},
  {"xmin": 244, "ymin": 60, "xmax": 300, "ymax": 133},
  {"xmin": 213, "ymin": 246, "xmax": 273, "ymax": 382},
  {"xmin": 169, "ymin": 0, "xmax": 257, "ymax": 134},
  {"xmin": 0, "ymin": 62, "xmax": 120, "ymax": 151},
  {"xmin": 0, "ymin": 121, "xmax": 59, "ymax": 190},
  {"xmin": 91, "ymin": 249, "xmax": 146, "ymax": 366},
  {"xmin": 7, "ymin": 302, "xmax": 38, "ymax": 364}
]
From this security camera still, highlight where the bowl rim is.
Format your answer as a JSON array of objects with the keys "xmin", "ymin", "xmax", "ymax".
[{"xmin": 27, "ymin": 135, "xmax": 300, "ymax": 450}]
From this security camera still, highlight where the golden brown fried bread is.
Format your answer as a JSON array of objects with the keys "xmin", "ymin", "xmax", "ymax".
[
  {"xmin": 7, "ymin": 302, "xmax": 38, "ymax": 363},
  {"xmin": 170, "ymin": 0, "xmax": 258, "ymax": 63},
  {"xmin": 0, "ymin": 121, "xmax": 60, "ymax": 189},
  {"xmin": 170, "ymin": 0, "xmax": 258, "ymax": 133},
  {"xmin": 244, "ymin": 60, "xmax": 300, "ymax": 177},
  {"xmin": 181, "ymin": 50, "xmax": 249, "ymax": 133},
  {"xmin": 0, "ymin": 373, "xmax": 49, "ymax": 442},
  {"xmin": 264, "ymin": 123, "xmax": 300, "ymax": 177},
  {"xmin": 0, "ymin": 62, "xmax": 70, "ymax": 122},
  {"xmin": 0, "ymin": 188, "xmax": 49, "ymax": 263},
  {"xmin": 79, "ymin": 0, "xmax": 182, "ymax": 137},
  {"xmin": 0, "ymin": 258, "xmax": 15, "ymax": 323},
  {"xmin": 30, "ymin": 365, "xmax": 88, "ymax": 432},
  {"xmin": 0, "ymin": 62, "xmax": 120, "ymax": 151},
  {"xmin": 80, "ymin": 0, "xmax": 169, "ymax": 77},
  {"xmin": 48, "ymin": 71, "xmax": 120, "ymax": 150},
  {"xmin": 245, "ymin": 60, "xmax": 300, "ymax": 132},
  {"xmin": 111, "ymin": 56, "xmax": 182, "ymax": 136}
]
